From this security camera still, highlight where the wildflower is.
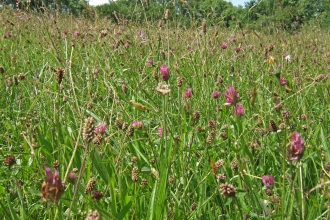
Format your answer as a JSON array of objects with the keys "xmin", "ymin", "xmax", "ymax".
[
  {"xmin": 262, "ymin": 175, "xmax": 275, "ymax": 187},
  {"xmin": 132, "ymin": 120, "xmax": 143, "ymax": 128},
  {"xmin": 156, "ymin": 82, "xmax": 171, "ymax": 95},
  {"xmin": 146, "ymin": 60, "xmax": 153, "ymax": 66},
  {"xmin": 288, "ymin": 132, "xmax": 305, "ymax": 161},
  {"xmin": 235, "ymin": 47, "xmax": 242, "ymax": 53},
  {"xmin": 268, "ymin": 56, "xmax": 275, "ymax": 65},
  {"xmin": 73, "ymin": 31, "xmax": 79, "ymax": 37},
  {"xmin": 160, "ymin": 65, "xmax": 170, "ymax": 81},
  {"xmin": 223, "ymin": 85, "xmax": 239, "ymax": 106},
  {"xmin": 280, "ymin": 78, "xmax": 287, "ymax": 85},
  {"xmin": 158, "ymin": 127, "xmax": 163, "ymax": 137},
  {"xmin": 92, "ymin": 190, "xmax": 104, "ymax": 200},
  {"xmin": 67, "ymin": 171, "xmax": 76, "ymax": 184},
  {"xmin": 139, "ymin": 30, "xmax": 146, "ymax": 41},
  {"xmin": 229, "ymin": 38, "xmax": 236, "ymax": 43},
  {"xmin": 221, "ymin": 42, "xmax": 227, "ymax": 49},
  {"xmin": 285, "ymin": 55, "xmax": 291, "ymax": 62},
  {"xmin": 233, "ymin": 104, "xmax": 245, "ymax": 116},
  {"xmin": 94, "ymin": 122, "xmax": 106, "ymax": 134},
  {"xmin": 183, "ymin": 88, "xmax": 193, "ymax": 98},
  {"xmin": 212, "ymin": 91, "xmax": 221, "ymax": 99},
  {"xmin": 41, "ymin": 166, "xmax": 65, "ymax": 203}
]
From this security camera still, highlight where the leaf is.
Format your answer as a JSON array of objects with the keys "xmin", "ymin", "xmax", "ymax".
[{"xmin": 91, "ymin": 151, "xmax": 110, "ymax": 183}]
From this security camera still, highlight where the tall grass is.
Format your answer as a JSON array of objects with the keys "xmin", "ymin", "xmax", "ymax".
[{"xmin": 0, "ymin": 8, "xmax": 330, "ymax": 219}]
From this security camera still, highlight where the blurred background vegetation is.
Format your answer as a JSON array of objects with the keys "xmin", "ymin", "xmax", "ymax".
[{"xmin": 2, "ymin": 0, "xmax": 330, "ymax": 31}]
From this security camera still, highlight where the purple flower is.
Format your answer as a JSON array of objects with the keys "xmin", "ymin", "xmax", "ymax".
[
  {"xmin": 132, "ymin": 120, "xmax": 143, "ymax": 128},
  {"xmin": 212, "ymin": 91, "xmax": 221, "ymax": 99},
  {"xmin": 94, "ymin": 122, "xmax": 107, "ymax": 134},
  {"xmin": 183, "ymin": 88, "xmax": 193, "ymax": 98},
  {"xmin": 235, "ymin": 47, "xmax": 243, "ymax": 53},
  {"xmin": 221, "ymin": 42, "xmax": 228, "ymax": 49},
  {"xmin": 160, "ymin": 65, "xmax": 170, "ymax": 81},
  {"xmin": 233, "ymin": 104, "xmax": 245, "ymax": 116},
  {"xmin": 280, "ymin": 78, "xmax": 287, "ymax": 85},
  {"xmin": 139, "ymin": 30, "xmax": 146, "ymax": 41},
  {"xmin": 229, "ymin": 38, "xmax": 236, "ymax": 43},
  {"xmin": 224, "ymin": 85, "xmax": 239, "ymax": 106},
  {"xmin": 146, "ymin": 60, "xmax": 153, "ymax": 66},
  {"xmin": 42, "ymin": 166, "xmax": 65, "ymax": 203},
  {"xmin": 288, "ymin": 132, "xmax": 305, "ymax": 161},
  {"xmin": 158, "ymin": 127, "xmax": 163, "ymax": 137},
  {"xmin": 262, "ymin": 175, "xmax": 274, "ymax": 187},
  {"xmin": 73, "ymin": 31, "xmax": 79, "ymax": 37}
]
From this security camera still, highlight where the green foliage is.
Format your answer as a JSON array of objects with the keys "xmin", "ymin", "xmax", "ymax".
[{"xmin": 1, "ymin": 5, "xmax": 330, "ymax": 220}]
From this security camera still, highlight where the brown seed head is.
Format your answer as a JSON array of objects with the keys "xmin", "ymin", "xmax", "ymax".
[
  {"xmin": 220, "ymin": 183, "xmax": 236, "ymax": 197},
  {"xmin": 132, "ymin": 167, "xmax": 139, "ymax": 182},
  {"xmin": 85, "ymin": 177, "xmax": 96, "ymax": 194},
  {"xmin": 4, "ymin": 154, "xmax": 16, "ymax": 167},
  {"xmin": 83, "ymin": 117, "xmax": 95, "ymax": 143}
]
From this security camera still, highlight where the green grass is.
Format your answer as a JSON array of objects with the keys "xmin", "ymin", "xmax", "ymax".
[{"xmin": 1, "ymin": 8, "xmax": 330, "ymax": 220}]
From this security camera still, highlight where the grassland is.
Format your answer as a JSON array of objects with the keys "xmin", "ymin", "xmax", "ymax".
[{"xmin": 1, "ymin": 8, "xmax": 330, "ymax": 220}]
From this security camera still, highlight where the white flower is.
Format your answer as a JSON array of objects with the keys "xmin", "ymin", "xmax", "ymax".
[{"xmin": 285, "ymin": 55, "xmax": 291, "ymax": 62}]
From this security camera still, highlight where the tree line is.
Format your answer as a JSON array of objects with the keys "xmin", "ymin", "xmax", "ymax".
[{"xmin": 2, "ymin": 0, "xmax": 330, "ymax": 30}]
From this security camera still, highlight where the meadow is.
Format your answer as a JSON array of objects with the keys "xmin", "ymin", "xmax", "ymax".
[{"xmin": 1, "ymin": 8, "xmax": 330, "ymax": 220}]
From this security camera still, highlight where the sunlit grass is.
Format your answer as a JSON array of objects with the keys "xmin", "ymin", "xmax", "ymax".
[{"xmin": 0, "ymin": 8, "xmax": 330, "ymax": 219}]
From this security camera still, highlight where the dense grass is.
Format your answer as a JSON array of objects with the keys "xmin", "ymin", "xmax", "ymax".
[{"xmin": 1, "ymin": 8, "xmax": 330, "ymax": 220}]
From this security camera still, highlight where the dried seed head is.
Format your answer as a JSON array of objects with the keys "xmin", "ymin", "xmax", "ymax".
[
  {"xmin": 208, "ymin": 120, "xmax": 216, "ymax": 130},
  {"xmin": 153, "ymin": 71, "xmax": 159, "ymax": 81},
  {"xmin": 115, "ymin": 118, "xmax": 123, "ymax": 129},
  {"xmin": 202, "ymin": 20, "xmax": 206, "ymax": 34},
  {"xmin": 83, "ymin": 117, "xmax": 95, "ymax": 143},
  {"xmin": 206, "ymin": 131, "xmax": 216, "ymax": 144},
  {"xmin": 55, "ymin": 68, "xmax": 64, "ymax": 85},
  {"xmin": 192, "ymin": 111, "xmax": 200, "ymax": 120},
  {"xmin": 217, "ymin": 174, "xmax": 226, "ymax": 181},
  {"xmin": 231, "ymin": 160, "xmax": 238, "ymax": 171},
  {"xmin": 87, "ymin": 101, "xmax": 93, "ymax": 110},
  {"xmin": 93, "ymin": 134, "xmax": 103, "ymax": 145},
  {"xmin": 140, "ymin": 178, "xmax": 148, "ymax": 188},
  {"xmin": 13, "ymin": 75, "xmax": 18, "ymax": 85},
  {"xmin": 269, "ymin": 119, "xmax": 277, "ymax": 132},
  {"xmin": 190, "ymin": 202, "xmax": 197, "ymax": 211},
  {"xmin": 158, "ymin": 20, "xmax": 163, "ymax": 28},
  {"xmin": 4, "ymin": 154, "xmax": 16, "ymax": 167},
  {"xmin": 131, "ymin": 156, "xmax": 138, "ymax": 164},
  {"xmin": 215, "ymin": 159, "xmax": 225, "ymax": 168},
  {"xmin": 127, "ymin": 125, "xmax": 135, "ymax": 137},
  {"xmin": 85, "ymin": 177, "xmax": 96, "ymax": 194},
  {"xmin": 132, "ymin": 167, "xmax": 139, "ymax": 182},
  {"xmin": 220, "ymin": 183, "xmax": 236, "ymax": 197},
  {"xmin": 151, "ymin": 168, "xmax": 159, "ymax": 180},
  {"xmin": 100, "ymin": 30, "xmax": 107, "ymax": 38},
  {"xmin": 85, "ymin": 209, "xmax": 100, "ymax": 220},
  {"xmin": 53, "ymin": 160, "xmax": 60, "ymax": 170},
  {"xmin": 18, "ymin": 73, "xmax": 25, "ymax": 80},
  {"xmin": 220, "ymin": 132, "xmax": 228, "ymax": 140},
  {"xmin": 176, "ymin": 76, "xmax": 184, "ymax": 87},
  {"xmin": 315, "ymin": 74, "xmax": 325, "ymax": 82},
  {"xmin": 122, "ymin": 83, "xmax": 128, "ymax": 93},
  {"xmin": 265, "ymin": 188, "xmax": 273, "ymax": 196},
  {"xmin": 165, "ymin": 9, "xmax": 170, "ymax": 20},
  {"xmin": 325, "ymin": 162, "xmax": 330, "ymax": 171},
  {"xmin": 282, "ymin": 108, "xmax": 290, "ymax": 119}
]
